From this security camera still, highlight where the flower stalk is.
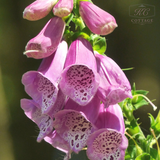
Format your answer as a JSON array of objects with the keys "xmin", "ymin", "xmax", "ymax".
[{"xmin": 20, "ymin": 0, "xmax": 159, "ymax": 160}]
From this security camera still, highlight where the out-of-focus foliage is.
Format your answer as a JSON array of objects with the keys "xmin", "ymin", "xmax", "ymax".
[{"xmin": 119, "ymin": 84, "xmax": 160, "ymax": 160}]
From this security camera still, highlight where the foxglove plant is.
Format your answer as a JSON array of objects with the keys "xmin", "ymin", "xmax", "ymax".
[{"xmin": 21, "ymin": 0, "xmax": 159, "ymax": 160}]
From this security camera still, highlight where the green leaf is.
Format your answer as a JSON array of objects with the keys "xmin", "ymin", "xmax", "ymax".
[
  {"xmin": 73, "ymin": 0, "xmax": 80, "ymax": 16},
  {"xmin": 131, "ymin": 83, "xmax": 148, "ymax": 97},
  {"xmin": 93, "ymin": 37, "xmax": 107, "ymax": 55},
  {"xmin": 149, "ymin": 111, "xmax": 160, "ymax": 135},
  {"xmin": 135, "ymin": 153, "xmax": 150, "ymax": 160},
  {"xmin": 150, "ymin": 148, "xmax": 158, "ymax": 159},
  {"xmin": 149, "ymin": 113, "xmax": 156, "ymax": 128},
  {"xmin": 133, "ymin": 99, "xmax": 148, "ymax": 110},
  {"xmin": 122, "ymin": 67, "xmax": 134, "ymax": 71},
  {"xmin": 132, "ymin": 83, "xmax": 136, "ymax": 93},
  {"xmin": 134, "ymin": 90, "xmax": 149, "ymax": 96},
  {"xmin": 127, "ymin": 145, "xmax": 137, "ymax": 159}
]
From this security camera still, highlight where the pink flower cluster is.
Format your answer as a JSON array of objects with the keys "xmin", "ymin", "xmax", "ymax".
[{"xmin": 21, "ymin": 0, "xmax": 132, "ymax": 160}]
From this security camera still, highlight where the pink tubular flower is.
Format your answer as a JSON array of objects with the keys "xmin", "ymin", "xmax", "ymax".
[
  {"xmin": 87, "ymin": 104, "xmax": 128, "ymax": 160},
  {"xmin": 59, "ymin": 37, "xmax": 100, "ymax": 106},
  {"xmin": 94, "ymin": 104, "xmax": 125, "ymax": 133},
  {"xmin": 52, "ymin": 95, "xmax": 101, "ymax": 154},
  {"xmin": 54, "ymin": 110, "xmax": 92, "ymax": 154},
  {"xmin": 22, "ymin": 40, "xmax": 68, "ymax": 115},
  {"xmin": 53, "ymin": 0, "xmax": 73, "ymax": 18},
  {"xmin": 95, "ymin": 52, "xmax": 132, "ymax": 107},
  {"xmin": 24, "ymin": 17, "xmax": 65, "ymax": 59},
  {"xmin": 20, "ymin": 99, "xmax": 54, "ymax": 142},
  {"xmin": 23, "ymin": 0, "xmax": 58, "ymax": 21},
  {"xmin": 79, "ymin": 1, "xmax": 118, "ymax": 35}
]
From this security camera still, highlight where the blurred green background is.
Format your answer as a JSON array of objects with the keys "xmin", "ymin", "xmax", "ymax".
[{"xmin": 0, "ymin": 0, "xmax": 160, "ymax": 160}]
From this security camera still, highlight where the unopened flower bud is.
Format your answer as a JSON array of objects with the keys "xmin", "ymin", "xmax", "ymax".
[
  {"xmin": 53, "ymin": 0, "xmax": 73, "ymax": 18},
  {"xmin": 24, "ymin": 17, "xmax": 65, "ymax": 59},
  {"xmin": 23, "ymin": 0, "xmax": 58, "ymax": 21},
  {"xmin": 79, "ymin": 1, "xmax": 118, "ymax": 35}
]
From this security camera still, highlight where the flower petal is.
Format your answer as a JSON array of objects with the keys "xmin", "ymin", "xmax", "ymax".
[
  {"xmin": 22, "ymin": 41, "xmax": 68, "ymax": 114},
  {"xmin": 95, "ymin": 52, "xmax": 132, "ymax": 107},
  {"xmin": 64, "ymin": 94, "xmax": 101, "ymax": 125},
  {"xmin": 48, "ymin": 88, "xmax": 66, "ymax": 118},
  {"xmin": 53, "ymin": 0, "xmax": 73, "ymax": 18},
  {"xmin": 53, "ymin": 109, "xmax": 93, "ymax": 153},
  {"xmin": 79, "ymin": 1, "xmax": 117, "ymax": 35},
  {"xmin": 24, "ymin": 17, "xmax": 65, "ymax": 59},
  {"xmin": 23, "ymin": 0, "xmax": 58, "ymax": 21},
  {"xmin": 20, "ymin": 99, "xmax": 54, "ymax": 142},
  {"xmin": 94, "ymin": 104, "xmax": 125, "ymax": 134},
  {"xmin": 60, "ymin": 38, "xmax": 99, "ymax": 106},
  {"xmin": 44, "ymin": 130, "xmax": 71, "ymax": 154},
  {"xmin": 87, "ymin": 128, "xmax": 128, "ymax": 160},
  {"xmin": 22, "ymin": 71, "xmax": 58, "ymax": 113}
]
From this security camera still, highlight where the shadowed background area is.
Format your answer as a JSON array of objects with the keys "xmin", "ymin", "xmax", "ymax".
[{"xmin": 0, "ymin": 0, "xmax": 160, "ymax": 159}]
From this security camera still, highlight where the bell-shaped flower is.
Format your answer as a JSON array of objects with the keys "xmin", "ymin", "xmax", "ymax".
[
  {"xmin": 59, "ymin": 37, "xmax": 100, "ymax": 106},
  {"xmin": 87, "ymin": 104, "xmax": 128, "ymax": 160},
  {"xmin": 20, "ymin": 98, "xmax": 54, "ymax": 142},
  {"xmin": 23, "ymin": 0, "xmax": 58, "ymax": 21},
  {"xmin": 79, "ymin": 1, "xmax": 118, "ymax": 35},
  {"xmin": 24, "ymin": 17, "xmax": 65, "ymax": 59},
  {"xmin": 53, "ymin": 0, "xmax": 73, "ymax": 18},
  {"xmin": 22, "ymin": 40, "xmax": 68, "ymax": 115},
  {"xmin": 52, "ymin": 94, "xmax": 101, "ymax": 154},
  {"xmin": 95, "ymin": 52, "xmax": 132, "ymax": 107},
  {"xmin": 94, "ymin": 103, "xmax": 125, "ymax": 133}
]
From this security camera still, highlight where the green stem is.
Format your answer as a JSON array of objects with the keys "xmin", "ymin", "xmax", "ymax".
[
  {"xmin": 72, "ymin": 17, "xmax": 85, "ymax": 30},
  {"xmin": 123, "ymin": 103, "xmax": 134, "ymax": 122},
  {"xmin": 65, "ymin": 14, "xmax": 74, "ymax": 26},
  {"xmin": 123, "ymin": 103, "xmax": 145, "ymax": 138},
  {"xmin": 150, "ymin": 128, "xmax": 160, "ymax": 155},
  {"xmin": 125, "ymin": 131, "xmax": 143, "ymax": 156}
]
